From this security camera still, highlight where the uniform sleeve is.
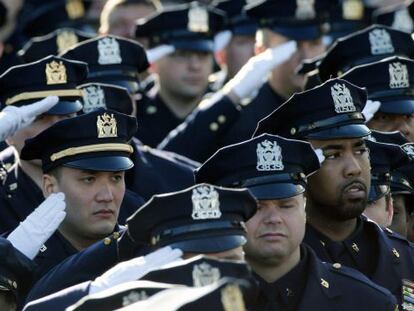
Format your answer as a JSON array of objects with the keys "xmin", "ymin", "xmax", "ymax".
[{"xmin": 158, "ymin": 93, "xmax": 242, "ymax": 162}]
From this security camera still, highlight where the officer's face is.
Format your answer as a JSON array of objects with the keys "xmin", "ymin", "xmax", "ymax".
[
  {"xmin": 307, "ymin": 138, "xmax": 371, "ymax": 221},
  {"xmin": 155, "ymin": 50, "xmax": 213, "ymax": 103},
  {"xmin": 44, "ymin": 167, "xmax": 125, "ymax": 249},
  {"xmin": 7, "ymin": 114, "xmax": 75, "ymax": 156},
  {"xmin": 364, "ymin": 195, "xmax": 392, "ymax": 228},
  {"xmin": 0, "ymin": 292, "xmax": 16, "ymax": 311},
  {"xmin": 389, "ymin": 194, "xmax": 409, "ymax": 237},
  {"xmin": 223, "ymin": 35, "xmax": 255, "ymax": 79},
  {"xmin": 262, "ymin": 30, "xmax": 325, "ymax": 97},
  {"xmin": 368, "ymin": 112, "xmax": 414, "ymax": 142},
  {"xmin": 243, "ymin": 194, "xmax": 305, "ymax": 267}
]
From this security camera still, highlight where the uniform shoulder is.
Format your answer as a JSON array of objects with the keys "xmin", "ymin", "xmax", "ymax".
[{"xmin": 326, "ymin": 262, "xmax": 394, "ymax": 298}]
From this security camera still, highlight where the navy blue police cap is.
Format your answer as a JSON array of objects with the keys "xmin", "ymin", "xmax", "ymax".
[
  {"xmin": 213, "ymin": 0, "xmax": 257, "ymax": 36},
  {"xmin": 254, "ymin": 78, "xmax": 370, "ymax": 140},
  {"xmin": 372, "ymin": 0, "xmax": 414, "ymax": 34},
  {"xmin": 365, "ymin": 139, "xmax": 410, "ymax": 203},
  {"xmin": 78, "ymin": 83, "xmax": 133, "ymax": 115},
  {"xmin": 20, "ymin": 109, "xmax": 137, "ymax": 173},
  {"xmin": 67, "ymin": 281, "xmax": 178, "ymax": 311},
  {"xmin": 244, "ymin": 0, "xmax": 331, "ymax": 41},
  {"xmin": 317, "ymin": 25, "xmax": 414, "ymax": 82},
  {"xmin": 18, "ymin": 28, "xmax": 95, "ymax": 63},
  {"xmin": 20, "ymin": 0, "xmax": 91, "ymax": 39},
  {"xmin": 0, "ymin": 238, "xmax": 34, "ymax": 298},
  {"xmin": 0, "ymin": 55, "xmax": 87, "ymax": 114},
  {"xmin": 391, "ymin": 143, "xmax": 414, "ymax": 196},
  {"xmin": 368, "ymin": 130, "xmax": 409, "ymax": 145},
  {"xmin": 126, "ymin": 183, "xmax": 257, "ymax": 254},
  {"xmin": 134, "ymin": 2, "xmax": 226, "ymax": 52},
  {"xmin": 195, "ymin": 134, "xmax": 320, "ymax": 200},
  {"xmin": 341, "ymin": 56, "xmax": 414, "ymax": 115},
  {"xmin": 60, "ymin": 35, "xmax": 149, "ymax": 94},
  {"xmin": 327, "ymin": 0, "xmax": 373, "ymax": 40}
]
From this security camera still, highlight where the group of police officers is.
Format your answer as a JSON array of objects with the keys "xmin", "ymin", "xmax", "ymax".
[{"xmin": 1, "ymin": 0, "xmax": 414, "ymax": 310}]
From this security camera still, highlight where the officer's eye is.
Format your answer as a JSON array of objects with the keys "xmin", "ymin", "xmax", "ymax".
[
  {"xmin": 112, "ymin": 175, "xmax": 123, "ymax": 182},
  {"xmin": 280, "ymin": 205, "xmax": 295, "ymax": 209},
  {"xmin": 81, "ymin": 176, "xmax": 95, "ymax": 184},
  {"xmin": 324, "ymin": 152, "xmax": 340, "ymax": 160},
  {"xmin": 354, "ymin": 147, "xmax": 368, "ymax": 155}
]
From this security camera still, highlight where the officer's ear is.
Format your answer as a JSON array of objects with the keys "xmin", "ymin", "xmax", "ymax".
[{"xmin": 42, "ymin": 169, "xmax": 60, "ymax": 197}]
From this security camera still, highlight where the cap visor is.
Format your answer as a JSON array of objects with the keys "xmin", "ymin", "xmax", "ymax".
[
  {"xmin": 377, "ymin": 98, "xmax": 414, "ymax": 115},
  {"xmin": 172, "ymin": 40, "xmax": 214, "ymax": 52},
  {"xmin": 305, "ymin": 124, "xmax": 371, "ymax": 140},
  {"xmin": 368, "ymin": 184, "xmax": 389, "ymax": 203},
  {"xmin": 167, "ymin": 235, "xmax": 246, "ymax": 253},
  {"xmin": 248, "ymin": 183, "xmax": 305, "ymax": 200},
  {"xmin": 63, "ymin": 156, "xmax": 134, "ymax": 171},
  {"xmin": 271, "ymin": 25, "xmax": 322, "ymax": 41},
  {"xmin": 45, "ymin": 100, "xmax": 82, "ymax": 115}
]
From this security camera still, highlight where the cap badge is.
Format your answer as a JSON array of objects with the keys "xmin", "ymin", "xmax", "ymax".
[
  {"xmin": 256, "ymin": 140, "xmax": 284, "ymax": 171},
  {"xmin": 122, "ymin": 291, "xmax": 148, "ymax": 307},
  {"xmin": 97, "ymin": 113, "xmax": 118, "ymax": 138},
  {"xmin": 392, "ymin": 9, "xmax": 414, "ymax": 34},
  {"xmin": 65, "ymin": 0, "xmax": 85, "ymax": 19},
  {"xmin": 389, "ymin": 62, "xmax": 409, "ymax": 89},
  {"xmin": 56, "ymin": 30, "xmax": 78, "ymax": 54},
  {"xmin": 331, "ymin": 83, "xmax": 356, "ymax": 113},
  {"xmin": 192, "ymin": 262, "xmax": 221, "ymax": 287},
  {"xmin": 369, "ymin": 29, "xmax": 394, "ymax": 55},
  {"xmin": 191, "ymin": 185, "xmax": 221, "ymax": 220},
  {"xmin": 98, "ymin": 37, "xmax": 122, "ymax": 65},
  {"xmin": 342, "ymin": 0, "xmax": 364, "ymax": 21},
  {"xmin": 221, "ymin": 284, "xmax": 246, "ymax": 311},
  {"xmin": 402, "ymin": 145, "xmax": 414, "ymax": 160},
  {"xmin": 295, "ymin": 0, "xmax": 316, "ymax": 20},
  {"xmin": 45, "ymin": 61, "xmax": 67, "ymax": 85},
  {"xmin": 82, "ymin": 85, "xmax": 106, "ymax": 113},
  {"xmin": 188, "ymin": 5, "xmax": 209, "ymax": 33}
]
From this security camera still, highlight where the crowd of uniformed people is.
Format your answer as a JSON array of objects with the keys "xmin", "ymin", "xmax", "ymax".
[{"xmin": 2, "ymin": 0, "xmax": 414, "ymax": 310}]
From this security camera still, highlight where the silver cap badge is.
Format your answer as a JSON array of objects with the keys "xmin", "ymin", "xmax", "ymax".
[
  {"xmin": 256, "ymin": 140, "xmax": 284, "ymax": 171},
  {"xmin": 188, "ymin": 5, "xmax": 209, "ymax": 33},
  {"xmin": 192, "ymin": 262, "xmax": 221, "ymax": 287},
  {"xmin": 369, "ymin": 29, "xmax": 394, "ymax": 55},
  {"xmin": 331, "ymin": 83, "xmax": 356, "ymax": 113},
  {"xmin": 98, "ymin": 37, "xmax": 122, "ymax": 65},
  {"xmin": 82, "ymin": 85, "xmax": 107, "ymax": 113},
  {"xmin": 389, "ymin": 62, "xmax": 409, "ymax": 89},
  {"xmin": 191, "ymin": 185, "xmax": 221, "ymax": 220},
  {"xmin": 403, "ymin": 145, "xmax": 414, "ymax": 160},
  {"xmin": 295, "ymin": 0, "xmax": 316, "ymax": 20}
]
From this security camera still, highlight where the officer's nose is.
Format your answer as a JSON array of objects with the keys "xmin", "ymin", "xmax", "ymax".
[
  {"xmin": 343, "ymin": 153, "xmax": 362, "ymax": 178},
  {"xmin": 96, "ymin": 183, "xmax": 115, "ymax": 202},
  {"xmin": 262, "ymin": 208, "xmax": 283, "ymax": 225}
]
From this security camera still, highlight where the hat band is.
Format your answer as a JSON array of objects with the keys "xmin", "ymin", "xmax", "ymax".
[
  {"xmin": 50, "ymin": 143, "xmax": 133, "ymax": 162},
  {"xmin": 237, "ymin": 173, "xmax": 306, "ymax": 188},
  {"xmin": 368, "ymin": 88, "xmax": 414, "ymax": 100},
  {"xmin": 6, "ymin": 89, "xmax": 83, "ymax": 105},
  {"xmin": 294, "ymin": 112, "xmax": 364, "ymax": 136},
  {"xmin": 151, "ymin": 220, "xmax": 245, "ymax": 246}
]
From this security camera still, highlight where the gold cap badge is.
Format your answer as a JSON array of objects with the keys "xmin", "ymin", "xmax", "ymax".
[
  {"xmin": 57, "ymin": 30, "xmax": 79, "ymax": 54},
  {"xmin": 97, "ymin": 113, "xmax": 118, "ymax": 138},
  {"xmin": 45, "ymin": 61, "xmax": 67, "ymax": 85},
  {"xmin": 66, "ymin": 0, "xmax": 85, "ymax": 19}
]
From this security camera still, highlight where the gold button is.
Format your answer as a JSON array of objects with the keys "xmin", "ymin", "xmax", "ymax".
[
  {"xmin": 103, "ymin": 237, "xmax": 111, "ymax": 245},
  {"xmin": 320, "ymin": 240, "xmax": 325, "ymax": 247},
  {"xmin": 218, "ymin": 115, "xmax": 226, "ymax": 124},
  {"xmin": 112, "ymin": 232, "xmax": 120, "ymax": 239},
  {"xmin": 12, "ymin": 281, "xmax": 17, "ymax": 289},
  {"xmin": 209, "ymin": 122, "xmax": 219, "ymax": 131},
  {"xmin": 290, "ymin": 128, "xmax": 296, "ymax": 135},
  {"xmin": 146, "ymin": 106, "xmax": 157, "ymax": 114},
  {"xmin": 392, "ymin": 248, "xmax": 400, "ymax": 258},
  {"xmin": 333, "ymin": 263, "xmax": 341, "ymax": 269},
  {"xmin": 352, "ymin": 243, "xmax": 359, "ymax": 252}
]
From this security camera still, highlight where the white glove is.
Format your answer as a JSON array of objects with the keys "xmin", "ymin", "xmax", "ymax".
[
  {"xmin": 89, "ymin": 246, "xmax": 183, "ymax": 294},
  {"xmin": 146, "ymin": 45, "xmax": 176, "ymax": 64},
  {"xmin": 0, "ymin": 96, "xmax": 59, "ymax": 141},
  {"xmin": 7, "ymin": 192, "xmax": 66, "ymax": 259},
  {"xmin": 362, "ymin": 100, "xmax": 381, "ymax": 122},
  {"xmin": 313, "ymin": 148, "xmax": 326, "ymax": 164},
  {"xmin": 222, "ymin": 41, "xmax": 297, "ymax": 100},
  {"xmin": 214, "ymin": 30, "xmax": 232, "ymax": 52}
]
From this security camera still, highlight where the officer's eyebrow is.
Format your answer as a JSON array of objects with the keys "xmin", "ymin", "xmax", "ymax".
[{"xmin": 320, "ymin": 140, "xmax": 366, "ymax": 151}]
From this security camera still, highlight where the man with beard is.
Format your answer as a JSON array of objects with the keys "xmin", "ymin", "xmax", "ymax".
[
  {"xmin": 254, "ymin": 78, "xmax": 414, "ymax": 307},
  {"xmin": 194, "ymin": 134, "xmax": 398, "ymax": 310}
]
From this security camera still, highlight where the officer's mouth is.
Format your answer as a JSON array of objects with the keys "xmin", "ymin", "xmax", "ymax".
[
  {"xmin": 258, "ymin": 232, "xmax": 287, "ymax": 241},
  {"xmin": 93, "ymin": 209, "xmax": 115, "ymax": 218},
  {"xmin": 342, "ymin": 182, "xmax": 366, "ymax": 200}
]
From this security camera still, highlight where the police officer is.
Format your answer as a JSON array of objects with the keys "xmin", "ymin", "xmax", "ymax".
[
  {"xmin": 254, "ymin": 78, "xmax": 414, "ymax": 306},
  {"xmin": 18, "ymin": 109, "xmax": 137, "ymax": 280},
  {"xmin": 133, "ymin": 2, "xmax": 226, "ymax": 146},
  {"xmin": 159, "ymin": 0, "xmax": 330, "ymax": 162},
  {"xmin": 194, "ymin": 133, "xmax": 398, "ymax": 310},
  {"xmin": 0, "ymin": 55, "xmax": 86, "ymax": 233},
  {"xmin": 25, "ymin": 183, "xmax": 257, "ymax": 306}
]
